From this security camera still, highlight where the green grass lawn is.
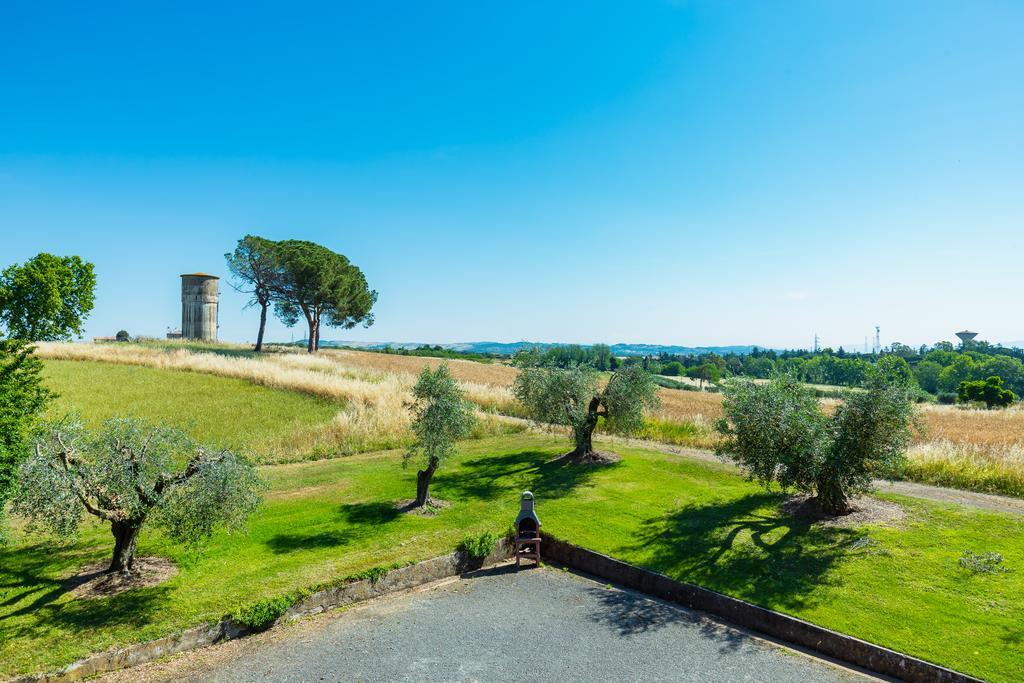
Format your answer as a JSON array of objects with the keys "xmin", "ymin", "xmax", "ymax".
[
  {"xmin": 2, "ymin": 433, "xmax": 1022, "ymax": 681},
  {"xmin": 42, "ymin": 360, "xmax": 342, "ymax": 461}
]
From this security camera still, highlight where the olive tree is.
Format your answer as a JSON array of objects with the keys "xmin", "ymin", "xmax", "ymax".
[
  {"xmin": 13, "ymin": 418, "xmax": 264, "ymax": 576},
  {"xmin": 404, "ymin": 364, "xmax": 475, "ymax": 507},
  {"xmin": 716, "ymin": 374, "xmax": 916, "ymax": 515},
  {"xmin": 514, "ymin": 365, "xmax": 659, "ymax": 462}
]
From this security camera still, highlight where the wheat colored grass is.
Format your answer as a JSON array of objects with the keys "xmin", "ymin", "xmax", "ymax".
[
  {"xmin": 33, "ymin": 342, "xmax": 522, "ymax": 462},
  {"xmin": 34, "ymin": 343, "xmax": 1024, "ymax": 494}
]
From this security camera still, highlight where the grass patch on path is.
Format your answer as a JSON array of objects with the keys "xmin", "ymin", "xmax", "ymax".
[{"xmin": 1, "ymin": 434, "xmax": 1022, "ymax": 681}]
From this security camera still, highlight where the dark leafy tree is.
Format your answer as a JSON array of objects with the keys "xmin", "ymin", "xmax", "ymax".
[
  {"xmin": 514, "ymin": 365, "xmax": 659, "ymax": 462},
  {"xmin": 115, "ymin": 330, "xmax": 130, "ymax": 342},
  {"xmin": 958, "ymin": 376, "xmax": 1016, "ymax": 409},
  {"xmin": 404, "ymin": 364, "xmax": 475, "ymax": 507},
  {"xmin": 224, "ymin": 235, "xmax": 281, "ymax": 352},
  {"xmin": 686, "ymin": 362, "xmax": 721, "ymax": 389},
  {"xmin": 873, "ymin": 355, "xmax": 915, "ymax": 387},
  {"xmin": 270, "ymin": 240, "xmax": 376, "ymax": 353},
  {"xmin": 716, "ymin": 375, "xmax": 916, "ymax": 515},
  {"xmin": 0, "ymin": 338, "xmax": 52, "ymax": 540},
  {"xmin": 13, "ymin": 418, "xmax": 263, "ymax": 575},
  {"xmin": 914, "ymin": 360, "xmax": 942, "ymax": 393},
  {"xmin": 661, "ymin": 361, "xmax": 684, "ymax": 377},
  {"xmin": 0, "ymin": 253, "xmax": 96, "ymax": 341}
]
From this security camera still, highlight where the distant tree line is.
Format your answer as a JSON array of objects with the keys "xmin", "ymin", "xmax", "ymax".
[
  {"xmin": 510, "ymin": 339, "xmax": 1022, "ymax": 407},
  {"xmin": 642, "ymin": 342, "xmax": 1024, "ymax": 396},
  {"xmin": 371, "ymin": 345, "xmax": 499, "ymax": 363},
  {"xmin": 512, "ymin": 344, "xmax": 619, "ymax": 371}
]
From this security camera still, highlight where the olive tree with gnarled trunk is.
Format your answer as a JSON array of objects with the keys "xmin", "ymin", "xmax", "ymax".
[
  {"xmin": 12, "ymin": 418, "xmax": 263, "ymax": 576},
  {"xmin": 715, "ymin": 373, "xmax": 916, "ymax": 515},
  {"xmin": 514, "ymin": 365, "xmax": 659, "ymax": 462}
]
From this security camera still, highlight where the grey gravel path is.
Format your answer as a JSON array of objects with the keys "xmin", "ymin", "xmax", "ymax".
[{"xmin": 142, "ymin": 566, "xmax": 871, "ymax": 683}]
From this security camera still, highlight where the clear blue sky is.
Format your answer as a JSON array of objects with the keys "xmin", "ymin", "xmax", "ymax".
[{"xmin": 2, "ymin": 1, "xmax": 1021, "ymax": 349}]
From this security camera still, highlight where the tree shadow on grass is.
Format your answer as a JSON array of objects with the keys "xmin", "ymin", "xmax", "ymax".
[
  {"xmin": 265, "ymin": 530, "xmax": 355, "ymax": 555},
  {"xmin": 265, "ymin": 502, "xmax": 405, "ymax": 555},
  {"xmin": 1, "ymin": 573, "xmax": 172, "ymax": 642},
  {"xmin": 338, "ymin": 501, "xmax": 404, "ymax": 525},
  {"xmin": 1, "ymin": 540, "xmax": 173, "ymax": 645},
  {"xmin": 625, "ymin": 492, "xmax": 867, "ymax": 613},
  {"xmin": 0, "ymin": 542, "xmax": 103, "ymax": 617},
  {"xmin": 439, "ymin": 450, "xmax": 609, "ymax": 503},
  {"xmin": 584, "ymin": 585, "xmax": 747, "ymax": 653}
]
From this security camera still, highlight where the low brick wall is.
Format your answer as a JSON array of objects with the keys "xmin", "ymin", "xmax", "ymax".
[
  {"xmin": 542, "ymin": 534, "xmax": 979, "ymax": 683},
  {"xmin": 10, "ymin": 542, "xmax": 511, "ymax": 683}
]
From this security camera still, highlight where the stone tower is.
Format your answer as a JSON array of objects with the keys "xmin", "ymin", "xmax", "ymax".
[{"xmin": 180, "ymin": 273, "xmax": 219, "ymax": 341}]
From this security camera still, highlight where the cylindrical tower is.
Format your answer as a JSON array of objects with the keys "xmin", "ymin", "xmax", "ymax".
[{"xmin": 180, "ymin": 273, "xmax": 219, "ymax": 342}]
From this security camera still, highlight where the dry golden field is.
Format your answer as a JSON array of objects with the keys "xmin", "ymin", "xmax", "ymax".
[
  {"xmin": 311, "ymin": 350, "xmax": 1024, "ymax": 495},
  {"xmin": 32, "ymin": 342, "xmax": 520, "ymax": 461},
  {"xmin": 323, "ymin": 349, "xmax": 520, "ymax": 387},
  {"xmin": 33, "ymin": 342, "xmax": 1024, "ymax": 495}
]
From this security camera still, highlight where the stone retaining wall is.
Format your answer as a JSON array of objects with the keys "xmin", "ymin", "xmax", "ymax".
[
  {"xmin": 9, "ymin": 542, "xmax": 511, "ymax": 683},
  {"xmin": 12, "ymin": 534, "xmax": 982, "ymax": 683},
  {"xmin": 542, "ymin": 534, "xmax": 980, "ymax": 683}
]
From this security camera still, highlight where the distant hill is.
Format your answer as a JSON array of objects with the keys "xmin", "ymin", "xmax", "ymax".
[{"xmin": 302, "ymin": 339, "xmax": 767, "ymax": 357}]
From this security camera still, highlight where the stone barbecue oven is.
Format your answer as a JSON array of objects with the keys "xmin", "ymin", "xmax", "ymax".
[{"xmin": 513, "ymin": 491, "xmax": 541, "ymax": 567}]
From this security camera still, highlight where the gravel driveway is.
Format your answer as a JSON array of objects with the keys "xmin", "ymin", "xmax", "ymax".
[{"xmin": 101, "ymin": 565, "xmax": 873, "ymax": 682}]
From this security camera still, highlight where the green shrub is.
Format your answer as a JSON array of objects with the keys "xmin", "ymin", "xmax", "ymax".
[
  {"xmin": 638, "ymin": 418, "xmax": 720, "ymax": 449},
  {"xmin": 959, "ymin": 550, "xmax": 1008, "ymax": 574},
  {"xmin": 652, "ymin": 375, "xmax": 699, "ymax": 391},
  {"xmin": 230, "ymin": 594, "xmax": 294, "ymax": 629},
  {"xmin": 228, "ymin": 562, "xmax": 406, "ymax": 629},
  {"xmin": 958, "ymin": 376, "xmax": 1016, "ymax": 409},
  {"xmin": 660, "ymin": 361, "xmax": 684, "ymax": 377},
  {"xmin": 458, "ymin": 530, "xmax": 501, "ymax": 560},
  {"xmin": 346, "ymin": 565, "xmax": 394, "ymax": 584}
]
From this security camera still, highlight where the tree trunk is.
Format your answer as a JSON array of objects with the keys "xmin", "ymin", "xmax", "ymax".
[
  {"xmin": 108, "ymin": 520, "xmax": 142, "ymax": 576},
  {"xmin": 255, "ymin": 301, "xmax": 268, "ymax": 352},
  {"xmin": 814, "ymin": 475, "xmax": 852, "ymax": 515},
  {"xmin": 570, "ymin": 397, "xmax": 601, "ymax": 459},
  {"xmin": 314, "ymin": 320, "xmax": 321, "ymax": 352},
  {"xmin": 414, "ymin": 457, "xmax": 438, "ymax": 507},
  {"xmin": 306, "ymin": 318, "xmax": 316, "ymax": 353}
]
